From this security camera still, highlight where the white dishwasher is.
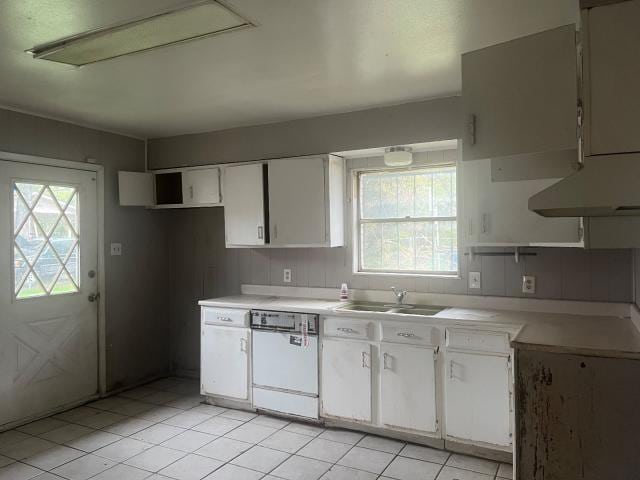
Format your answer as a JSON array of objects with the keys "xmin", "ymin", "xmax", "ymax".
[{"xmin": 251, "ymin": 310, "xmax": 319, "ymax": 419}]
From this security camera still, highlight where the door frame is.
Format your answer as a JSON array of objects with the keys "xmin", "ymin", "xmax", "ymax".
[{"xmin": 0, "ymin": 150, "xmax": 107, "ymax": 396}]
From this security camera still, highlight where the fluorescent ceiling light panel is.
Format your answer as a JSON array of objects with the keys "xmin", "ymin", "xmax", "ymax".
[{"xmin": 30, "ymin": 1, "xmax": 253, "ymax": 66}]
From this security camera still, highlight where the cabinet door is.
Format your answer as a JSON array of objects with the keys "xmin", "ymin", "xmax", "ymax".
[
  {"xmin": 321, "ymin": 339, "xmax": 371, "ymax": 422},
  {"xmin": 182, "ymin": 168, "xmax": 220, "ymax": 205},
  {"xmin": 201, "ymin": 325, "xmax": 250, "ymax": 400},
  {"xmin": 268, "ymin": 156, "xmax": 326, "ymax": 245},
  {"xmin": 445, "ymin": 351, "xmax": 511, "ymax": 446},
  {"xmin": 223, "ymin": 163, "xmax": 266, "ymax": 246},
  {"xmin": 380, "ymin": 344, "xmax": 437, "ymax": 433},
  {"xmin": 587, "ymin": 1, "xmax": 640, "ymax": 155},
  {"xmin": 462, "ymin": 159, "xmax": 581, "ymax": 246},
  {"xmin": 462, "ymin": 25, "xmax": 577, "ymax": 161},
  {"xmin": 118, "ymin": 171, "xmax": 154, "ymax": 206}
]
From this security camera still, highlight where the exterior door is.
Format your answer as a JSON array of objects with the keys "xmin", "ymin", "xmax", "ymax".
[
  {"xmin": 380, "ymin": 344, "xmax": 437, "ymax": 433},
  {"xmin": 0, "ymin": 160, "xmax": 99, "ymax": 428},
  {"xmin": 445, "ymin": 351, "xmax": 511, "ymax": 446},
  {"xmin": 201, "ymin": 325, "xmax": 249, "ymax": 400},
  {"xmin": 321, "ymin": 339, "xmax": 371, "ymax": 422}
]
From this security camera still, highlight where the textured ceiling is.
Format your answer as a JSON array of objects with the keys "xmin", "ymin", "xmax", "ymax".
[{"xmin": 0, "ymin": 0, "xmax": 579, "ymax": 138}]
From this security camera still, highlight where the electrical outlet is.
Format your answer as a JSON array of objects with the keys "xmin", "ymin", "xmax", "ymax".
[
  {"xmin": 283, "ymin": 269, "xmax": 292, "ymax": 283},
  {"xmin": 522, "ymin": 275, "xmax": 536, "ymax": 294},
  {"xmin": 110, "ymin": 243, "xmax": 122, "ymax": 256},
  {"xmin": 469, "ymin": 271, "xmax": 481, "ymax": 290}
]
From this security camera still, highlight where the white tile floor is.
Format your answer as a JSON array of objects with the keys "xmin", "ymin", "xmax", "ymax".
[{"xmin": 0, "ymin": 377, "xmax": 513, "ymax": 480}]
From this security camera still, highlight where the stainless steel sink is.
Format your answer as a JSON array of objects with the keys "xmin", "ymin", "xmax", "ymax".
[
  {"xmin": 337, "ymin": 302, "xmax": 392, "ymax": 313},
  {"xmin": 336, "ymin": 302, "xmax": 444, "ymax": 316}
]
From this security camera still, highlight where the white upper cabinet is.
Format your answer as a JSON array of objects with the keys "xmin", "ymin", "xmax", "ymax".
[
  {"xmin": 462, "ymin": 25, "xmax": 578, "ymax": 163},
  {"xmin": 223, "ymin": 163, "xmax": 267, "ymax": 247},
  {"xmin": 462, "ymin": 159, "xmax": 582, "ymax": 246},
  {"xmin": 118, "ymin": 167, "xmax": 221, "ymax": 208},
  {"xmin": 268, "ymin": 155, "xmax": 344, "ymax": 247},
  {"xmin": 182, "ymin": 167, "xmax": 221, "ymax": 206},
  {"xmin": 223, "ymin": 155, "xmax": 345, "ymax": 248},
  {"xmin": 585, "ymin": 0, "xmax": 640, "ymax": 155}
]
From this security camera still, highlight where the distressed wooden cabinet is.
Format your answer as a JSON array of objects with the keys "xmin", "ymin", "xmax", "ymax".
[
  {"xmin": 462, "ymin": 25, "xmax": 578, "ymax": 163},
  {"xmin": 515, "ymin": 347, "xmax": 640, "ymax": 480}
]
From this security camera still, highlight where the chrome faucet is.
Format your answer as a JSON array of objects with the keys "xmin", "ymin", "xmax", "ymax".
[{"xmin": 391, "ymin": 286, "xmax": 407, "ymax": 305}]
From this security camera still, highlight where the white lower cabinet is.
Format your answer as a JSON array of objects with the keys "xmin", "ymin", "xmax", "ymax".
[
  {"xmin": 445, "ymin": 351, "xmax": 511, "ymax": 447},
  {"xmin": 380, "ymin": 343, "xmax": 437, "ymax": 434},
  {"xmin": 321, "ymin": 338, "xmax": 372, "ymax": 422},
  {"xmin": 201, "ymin": 324, "xmax": 250, "ymax": 400}
]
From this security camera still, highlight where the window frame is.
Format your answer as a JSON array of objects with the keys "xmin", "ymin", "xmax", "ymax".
[{"xmin": 352, "ymin": 159, "xmax": 461, "ymax": 278}]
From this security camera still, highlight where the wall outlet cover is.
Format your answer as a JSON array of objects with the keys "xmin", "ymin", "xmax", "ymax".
[
  {"xmin": 522, "ymin": 275, "xmax": 536, "ymax": 294},
  {"xmin": 110, "ymin": 243, "xmax": 122, "ymax": 256},
  {"xmin": 283, "ymin": 268, "xmax": 292, "ymax": 283},
  {"xmin": 469, "ymin": 271, "xmax": 481, "ymax": 289}
]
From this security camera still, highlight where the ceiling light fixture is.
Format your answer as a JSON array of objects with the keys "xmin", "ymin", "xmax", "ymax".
[
  {"xmin": 27, "ymin": 0, "xmax": 254, "ymax": 66},
  {"xmin": 384, "ymin": 146, "xmax": 413, "ymax": 166}
]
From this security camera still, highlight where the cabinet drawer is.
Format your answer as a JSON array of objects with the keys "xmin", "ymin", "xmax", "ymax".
[
  {"xmin": 202, "ymin": 307, "xmax": 250, "ymax": 327},
  {"xmin": 324, "ymin": 317, "xmax": 374, "ymax": 340},
  {"xmin": 446, "ymin": 328, "xmax": 510, "ymax": 354},
  {"xmin": 381, "ymin": 323, "xmax": 436, "ymax": 346}
]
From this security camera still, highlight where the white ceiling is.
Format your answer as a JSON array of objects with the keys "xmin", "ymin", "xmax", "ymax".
[{"xmin": 0, "ymin": 0, "xmax": 579, "ymax": 138}]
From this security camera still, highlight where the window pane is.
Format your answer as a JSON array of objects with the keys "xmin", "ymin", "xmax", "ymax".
[
  {"xmin": 360, "ymin": 165, "xmax": 456, "ymax": 220},
  {"xmin": 361, "ymin": 220, "xmax": 457, "ymax": 273},
  {"xmin": 13, "ymin": 180, "xmax": 80, "ymax": 299}
]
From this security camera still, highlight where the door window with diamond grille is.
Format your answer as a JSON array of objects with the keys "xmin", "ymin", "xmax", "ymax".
[{"xmin": 13, "ymin": 181, "xmax": 80, "ymax": 299}]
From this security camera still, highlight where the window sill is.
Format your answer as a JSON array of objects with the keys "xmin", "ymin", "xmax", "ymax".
[{"xmin": 353, "ymin": 271, "xmax": 461, "ymax": 280}]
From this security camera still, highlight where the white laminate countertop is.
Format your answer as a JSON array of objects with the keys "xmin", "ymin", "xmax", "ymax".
[{"xmin": 198, "ymin": 295, "xmax": 640, "ymax": 359}]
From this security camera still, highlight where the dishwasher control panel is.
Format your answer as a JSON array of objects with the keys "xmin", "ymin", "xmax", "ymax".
[{"xmin": 250, "ymin": 310, "xmax": 318, "ymax": 334}]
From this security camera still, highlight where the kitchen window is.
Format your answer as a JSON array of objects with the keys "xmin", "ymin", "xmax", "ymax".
[{"xmin": 356, "ymin": 164, "xmax": 458, "ymax": 275}]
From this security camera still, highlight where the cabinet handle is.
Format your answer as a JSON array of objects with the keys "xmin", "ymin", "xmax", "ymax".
[
  {"xmin": 337, "ymin": 327, "xmax": 358, "ymax": 334},
  {"xmin": 189, "ymin": 185, "xmax": 194, "ymax": 200},
  {"xmin": 273, "ymin": 224, "xmax": 278, "ymax": 239},
  {"xmin": 383, "ymin": 352, "xmax": 391, "ymax": 370},
  {"xmin": 240, "ymin": 338, "xmax": 247, "ymax": 352},
  {"xmin": 481, "ymin": 213, "xmax": 489, "ymax": 234},
  {"xmin": 396, "ymin": 332, "xmax": 416, "ymax": 338},
  {"xmin": 361, "ymin": 351, "xmax": 369, "ymax": 368},
  {"xmin": 257, "ymin": 226, "xmax": 263, "ymax": 240},
  {"xmin": 468, "ymin": 114, "xmax": 476, "ymax": 145},
  {"xmin": 218, "ymin": 317, "xmax": 233, "ymax": 322},
  {"xmin": 449, "ymin": 360, "xmax": 454, "ymax": 379}
]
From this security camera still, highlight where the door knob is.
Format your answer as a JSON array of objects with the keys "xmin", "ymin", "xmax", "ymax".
[{"xmin": 88, "ymin": 293, "xmax": 100, "ymax": 302}]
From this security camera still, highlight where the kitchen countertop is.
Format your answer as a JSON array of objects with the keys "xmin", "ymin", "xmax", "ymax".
[{"xmin": 199, "ymin": 295, "xmax": 640, "ymax": 359}]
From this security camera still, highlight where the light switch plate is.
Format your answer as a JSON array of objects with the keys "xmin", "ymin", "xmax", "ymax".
[
  {"xmin": 522, "ymin": 275, "xmax": 536, "ymax": 294},
  {"xmin": 283, "ymin": 269, "xmax": 292, "ymax": 283},
  {"xmin": 469, "ymin": 271, "xmax": 481, "ymax": 289},
  {"xmin": 110, "ymin": 243, "xmax": 122, "ymax": 256}
]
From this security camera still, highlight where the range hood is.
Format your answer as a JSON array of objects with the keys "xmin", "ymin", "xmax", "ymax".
[{"xmin": 529, "ymin": 153, "xmax": 640, "ymax": 217}]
